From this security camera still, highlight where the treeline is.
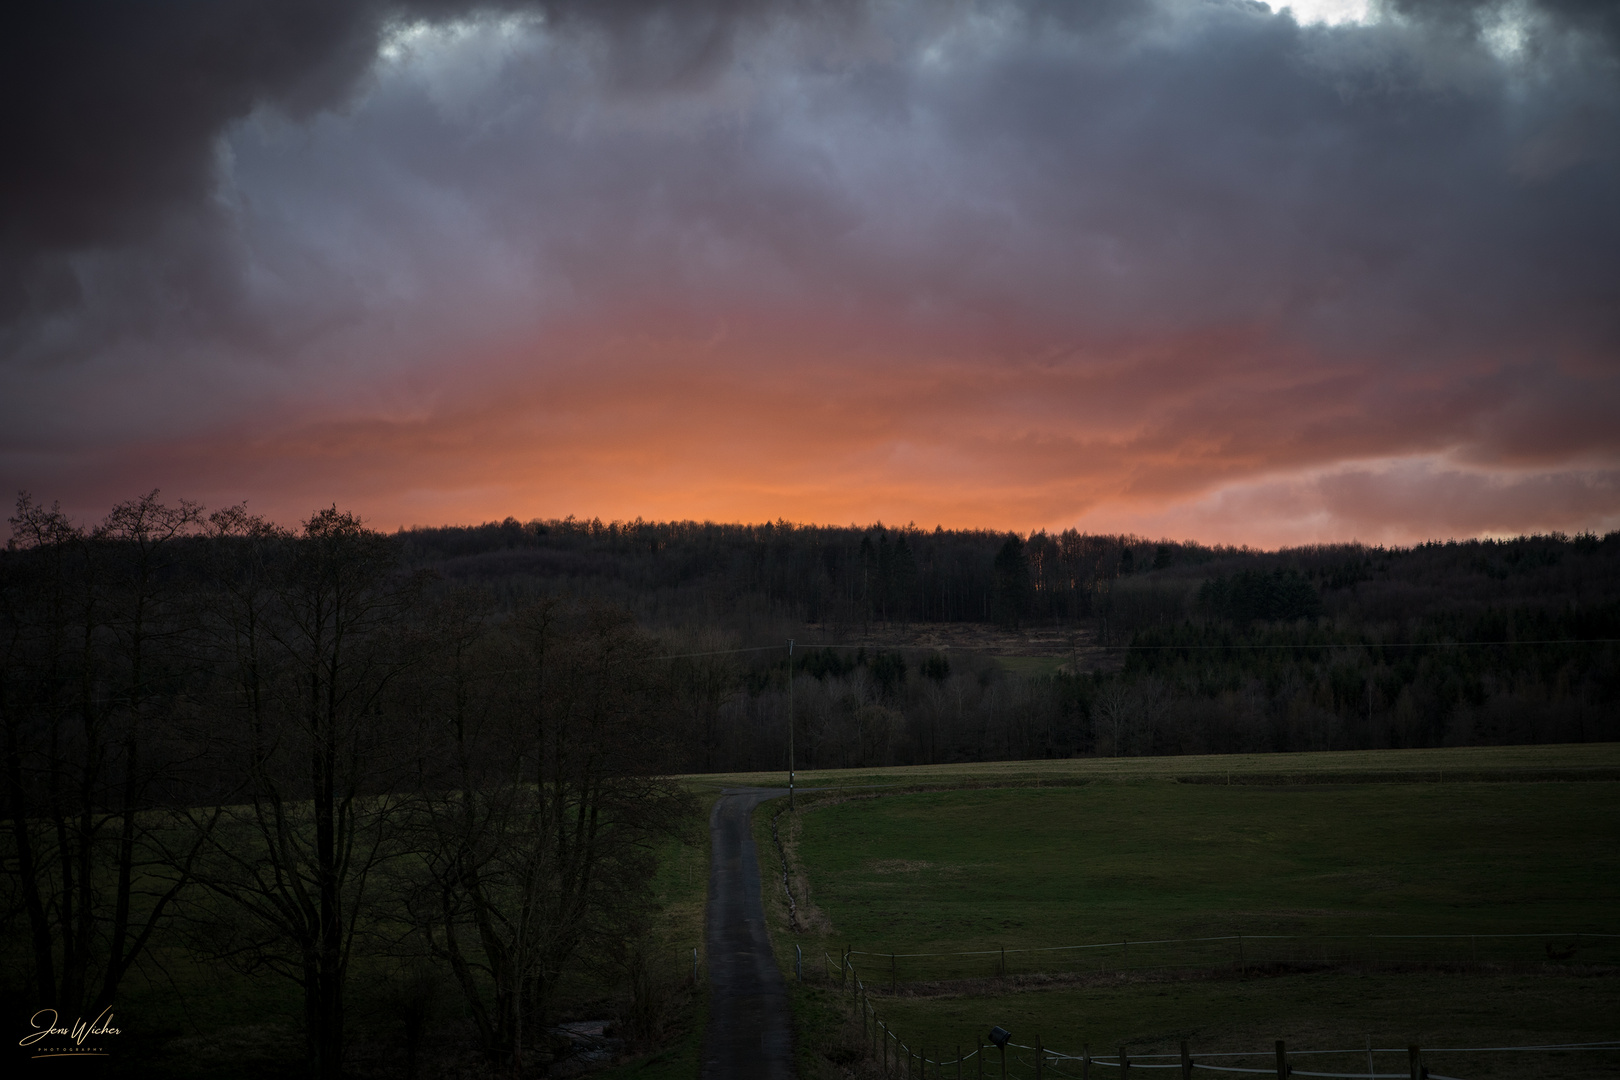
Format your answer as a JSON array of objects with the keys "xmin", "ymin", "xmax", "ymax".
[
  {"xmin": 668, "ymin": 611, "xmax": 1619, "ymax": 774},
  {"xmin": 399, "ymin": 515, "xmax": 1232, "ymax": 627},
  {"xmin": 1114, "ymin": 606, "xmax": 1620, "ymax": 754},
  {"xmin": 418, "ymin": 519, "xmax": 1615, "ymax": 771},
  {"xmin": 0, "ymin": 494, "xmax": 697, "ymax": 1078},
  {"xmin": 397, "ymin": 517, "xmax": 1620, "ymax": 769},
  {"xmin": 400, "ymin": 516, "xmax": 1620, "ymax": 638}
]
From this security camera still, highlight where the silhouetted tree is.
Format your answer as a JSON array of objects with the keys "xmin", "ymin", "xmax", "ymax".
[
  {"xmin": 189, "ymin": 506, "xmax": 424, "ymax": 1080},
  {"xmin": 889, "ymin": 534, "xmax": 919, "ymax": 623},
  {"xmin": 403, "ymin": 599, "xmax": 695, "ymax": 1070},
  {"xmin": 993, "ymin": 535, "xmax": 1033, "ymax": 627},
  {"xmin": 1, "ymin": 491, "xmax": 208, "ymax": 1016}
]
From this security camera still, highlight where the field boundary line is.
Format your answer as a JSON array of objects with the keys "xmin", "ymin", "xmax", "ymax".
[
  {"xmin": 848, "ymin": 929, "xmax": 1617, "ymax": 959},
  {"xmin": 831, "ymin": 952, "xmax": 1618, "ymax": 1080}
]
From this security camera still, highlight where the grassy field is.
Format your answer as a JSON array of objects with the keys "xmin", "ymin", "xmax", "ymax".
[
  {"xmin": 793, "ymin": 783, "xmax": 1618, "ymax": 974},
  {"xmin": 738, "ymin": 745, "xmax": 1620, "ymax": 1079},
  {"xmin": 48, "ymin": 746, "xmax": 1610, "ymax": 1077}
]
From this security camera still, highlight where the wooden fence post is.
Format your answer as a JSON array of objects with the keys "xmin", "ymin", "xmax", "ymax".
[
  {"xmin": 1120, "ymin": 1045, "xmax": 1130, "ymax": 1080},
  {"xmin": 892, "ymin": 952, "xmax": 898, "ymax": 993},
  {"xmin": 1000, "ymin": 945, "xmax": 1006, "ymax": 978},
  {"xmin": 1082, "ymin": 1044, "xmax": 1090, "ymax": 1080},
  {"xmin": 1036, "ymin": 1035, "xmax": 1044, "ymax": 1079},
  {"xmin": 1181, "ymin": 1040, "xmax": 1192, "ymax": 1080},
  {"xmin": 977, "ymin": 1039, "xmax": 983, "ymax": 1080},
  {"xmin": 1275, "ymin": 1040, "xmax": 1289, "ymax": 1080},
  {"xmin": 958, "ymin": 1044, "xmax": 963, "ymax": 1080},
  {"xmin": 1407, "ymin": 1045, "xmax": 1423, "ymax": 1080}
]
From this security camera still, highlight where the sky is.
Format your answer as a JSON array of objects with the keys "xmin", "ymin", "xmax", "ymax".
[{"xmin": 3, "ymin": 0, "xmax": 1618, "ymax": 546}]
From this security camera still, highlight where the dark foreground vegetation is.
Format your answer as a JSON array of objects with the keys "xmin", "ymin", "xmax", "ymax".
[
  {"xmin": 1, "ymin": 494, "xmax": 697, "ymax": 1078},
  {"xmin": 3, "ymin": 492, "xmax": 1617, "ymax": 1076}
]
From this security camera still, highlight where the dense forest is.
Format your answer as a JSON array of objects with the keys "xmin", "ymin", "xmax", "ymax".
[{"xmin": 402, "ymin": 514, "xmax": 1620, "ymax": 769}]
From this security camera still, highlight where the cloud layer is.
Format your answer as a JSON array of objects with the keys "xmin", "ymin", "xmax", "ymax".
[{"xmin": 3, "ymin": 0, "xmax": 1618, "ymax": 543}]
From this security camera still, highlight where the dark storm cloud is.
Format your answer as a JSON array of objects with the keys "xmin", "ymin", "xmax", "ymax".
[
  {"xmin": 0, "ymin": 0, "xmax": 831, "ymax": 317},
  {"xmin": 3, "ymin": 0, "xmax": 1618, "ymax": 539},
  {"xmin": 8, "ymin": 0, "xmax": 1614, "ymax": 347},
  {"xmin": 4, "ymin": 1, "xmax": 387, "ymax": 315}
]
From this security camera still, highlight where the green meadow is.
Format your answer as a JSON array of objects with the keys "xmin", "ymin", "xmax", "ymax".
[
  {"xmin": 798, "ymin": 782, "xmax": 1617, "ymax": 966},
  {"xmin": 745, "ymin": 745, "xmax": 1620, "ymax": 1079}
]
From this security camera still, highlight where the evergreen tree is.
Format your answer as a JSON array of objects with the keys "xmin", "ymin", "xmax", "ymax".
[{"xmin": 993, "ymin": 535, "xmax": 1033, "ymax": 627}]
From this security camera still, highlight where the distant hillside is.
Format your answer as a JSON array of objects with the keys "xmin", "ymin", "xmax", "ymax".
[
  {"xmin": 401, "ymin": 517, "xmax": 1620, "ymax": 633},
  {"xmin": 396, "ymin": 519, "xmax": 1620, "ymax": 768}
]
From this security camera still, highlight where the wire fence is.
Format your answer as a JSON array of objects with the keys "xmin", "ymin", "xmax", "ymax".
[
  {"xmin": 837, "ymin": 931, "xmax": 1619, "ymax": 986},
  {"xmin": 828, "ymin": 952, "xmax": 1618, "ymax": 1080}
]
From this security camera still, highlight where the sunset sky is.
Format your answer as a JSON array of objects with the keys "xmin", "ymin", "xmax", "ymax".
[{"xmin": 4, "ymin": 0, "xmax": 1618, "ymax": 546}]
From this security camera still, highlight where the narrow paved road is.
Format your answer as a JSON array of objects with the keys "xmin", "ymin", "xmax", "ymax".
[{"xmin": 702, "ymin": 787, "xmax": 795, "ymax": 1080}]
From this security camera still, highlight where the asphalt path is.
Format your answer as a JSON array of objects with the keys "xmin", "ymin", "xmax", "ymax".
[{"xmin": 701, "ymin": 787, "xmax": 795, "ymax": 1080}]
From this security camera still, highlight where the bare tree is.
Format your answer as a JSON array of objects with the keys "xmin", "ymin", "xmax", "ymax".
[
  {"xmin": 1093, "ymin": 680, "xmax": 1132, "ymax": 758},
  {"xmin": 405, "ymin": 598, "xmax": 695, "ymax": 1072},
  {"xmin": 189, "ymin": 506, "xmax": 423, "ymax": 1080},
  {"xmin": 1, "ymin": 491, "xmax": 207, "ymax": 1015}
]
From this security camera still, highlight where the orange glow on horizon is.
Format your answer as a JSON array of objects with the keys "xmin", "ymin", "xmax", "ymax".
[{"xmin": 31, "ymin": 319, "xmax": 1613, "ymax": 549}]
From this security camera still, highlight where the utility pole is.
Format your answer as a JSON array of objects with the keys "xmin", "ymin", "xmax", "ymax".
[{"xmin": 788, "ymin": 638, "xmax": 795, "ymax": 810}]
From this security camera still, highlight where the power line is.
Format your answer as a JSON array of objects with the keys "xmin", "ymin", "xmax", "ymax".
[
  {"xmin": 647, "ymin": 637, "xmax": 1620, "ymax": 660},
  {"xmin": 1100, "ymin": 638, "xmax": 1620, "ymax": 651}
]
